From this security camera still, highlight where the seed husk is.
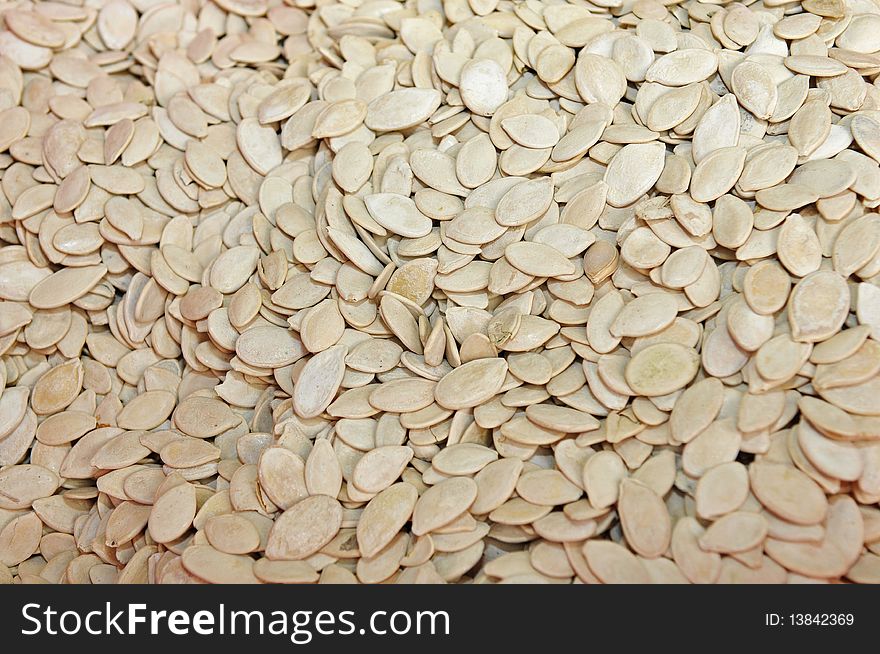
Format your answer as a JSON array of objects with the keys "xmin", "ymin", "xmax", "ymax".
[
  {"xmin": 0, "ymin": 0, "xmax": 876, "ymax": 588},
  {"xmin": 266, "ymin": 495, "xmax": 343, "ymax": 561}
]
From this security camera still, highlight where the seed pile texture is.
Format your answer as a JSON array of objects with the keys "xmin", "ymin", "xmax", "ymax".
[{"xmin": 1, "ymin": 0, "xmax": 880, "ymax": 585}]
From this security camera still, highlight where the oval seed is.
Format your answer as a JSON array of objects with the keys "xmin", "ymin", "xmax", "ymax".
[
  {"xmin": 266, "ymin": 495, "xmax": 343, "ymax": 560},
  {"xmin": 750, "ymin": 461, "xmax": 828, "ymax": 526},
  {"xmin": 0, "ymin": 0, "xmax": 877, "ymax": 588},
  {"xmin": 625, "ymin": 343, "xmax": 699, "ymax": 397},
  {"xmin": 357, "ymin": 483, "xmax": 418, "ymax": 558},
  {"xmin": 351, "ymin": 446, "xmax": 414, "ymax": 494},
  {"xmin": 618, "ymin": 479, "xmax": 671, "ymax": 558},
  {"xmin": 412, "ymin": 477, "xmax": 477, "ymax": 536},
  {"xmin": 148, "ymin": 483, "xmax": 197, "ymax": 544},
  {"xmin": 434, "ymin": 358, "xmax": 508, "ymax": 410}
]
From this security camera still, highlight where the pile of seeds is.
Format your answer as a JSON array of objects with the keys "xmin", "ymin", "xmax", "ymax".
[{"xmin": 0, "ymin": 0, "xmax": 879, "ymax": 586}]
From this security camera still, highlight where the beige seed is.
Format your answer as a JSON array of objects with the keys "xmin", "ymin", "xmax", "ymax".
[
  {"xmin": 610, "ymin": 293, "xmax": 678, "ymax": 338},
  {"xmin": 501, "ymin": 115, "xmax": 560, "ymax": 149},
  {"xmin": 305, "ymin": 439, "xmax": 342, "ymax": 498},
  {"xmin": 696, "ymin": 461, "xmax": 749, "ymax": 519},
  {"xmin": 690, "ymin": 147, "xmax": 746, "ymax": 203},
  {"xmin": 173, "ymin": 396, "xmax": 237, "ymax": 439},
  {"xmin": 670, "ymin": 378, "xmax": 723, "ymax": 444},
  {"xmin": 681, "ymin": 419, "xmax": 742, "ymax": 478},
  {"xmin": 293, "ymin": 345, "xmax": 348, "ymax": 419},
  {"xmin": 148, "ymin": 482, "xmax": 197, "ymax": 544},
  {"xmin": 788, "ymin": 271, "xmax": 850, "ymax": 343},
  {"xmin": 471, "ymin": 458, "xmax": 523, "ymax": 515},
  {"xmin": 661, "ymin": 246, "xmax": 708, "ymax": 289},
  {"xmin": 185, "ymin": 141, "xmax": 226, "ymax": 189},
  {"xmin": 357, "ymin": 483, "xmax": 418, "ymax": 558},
  {"xmin": 575, "ymin": 53, "xmax": 627, "ymax": 106},
  {"xmin": 646, "ymin": 49, "xmax": 718, "ymax": 86},
  {"xmin": 750, "ymin": 461, "xmax": 828, "ymax": 526},
  {"xmin": 583, "ymin": 451, "xmax": 627, "ymax": 510},
  {"xmin": 833, "ymin": 214, "xmax": 880, "ymax": 278},
  {"xmin": 456, "ymin": 134, "xmax": 497, "ymax": 189},
  {"xmin": 237, "ymin": 118, "xmax": 281, "ymax": 175},
  {"xmin": 672, "ymin": 517, "xmax": 721, "ymax": 584},
  {"xmin": 161, "ymin": 438, "xmax": 220, "ymax": 469},
  {"xmin": 459, "ymin": 59, "xmax": 508, "ymax": 117},
  {"xmin": 0, "ymin": 0, "xmax": 876, "ymax": 587},
  {"xmin": 777, "ymin": 214, "xmax": 822, "ymax": 277},
  {"xmin": 365, "ymin": 89, "xmax": 441, "ymax": 132},
  {"xmin": 0, "ymin": 511, "xmax": 43, "ymax": 567},
  {"xmin": 583, "ymin": 540, "xmax": 650, "ymax": 584},
  {"xmin": 744, "ymin": 261, "xmax": 791, "ymax": 316},
  {"xmin": 365, "ymin": 194, "xmax": 432, "ymax": 238},
  {"xmin": 432, "ymin": 443, "xmax": 498, "ymax": 476},
  {"xmin": 237, "ymin": 325, "xmax": 306, "ymax": 368},
  {"xmin": 35, "ymin": 411, "xmax": 96, "ymax": 446},
  {"xmin": 30, "ymin": 359, "xmax": 82, "ymax": 416},
  {"xmin": 731, "ymin": 62, "xmax": 777, "ymax": 120},
  {"xmin": 28, "ymin": 265, "xmax": 107, "ymax": 309},
  {"xmin": 797, "ymin": 420, "xmax": 863, "ymax": 482},
  {"xmin": 505, "ymin": 242, "xmax": 575, "ymax": 278},
  {"xmin": 205, "ymin": 514, "xmax": 260, "ymax": 555},
  {"xmin": 0, "ymin": 465, "xmax": 60, "ymax": 510},
  {"xmin": 699, "ymin": 512, "xmax": 768, "ymax": 554},
  {"xmin": 604, "ymin": 143, "xmax": 666, "ymax": 208},
  {"xmin": 116, "ymin": 391, "xmax": 176, "ymax": 430},
  {"xmin": 618, "ymin": 479, "xmax": 671, "ymax": 558},
  {"xmin": 351, "ymin": 446, "xmax": 414, "ymax": 494},
  {"xmin": 258, "ymin": 448, "xmax": 308, "ymax": 510},
  {"xmin": 182, "ymin": 546, "xmax": 259, "ymax": 584},
  {"xmin": 370, "ymin": 378, "xmax": 436, "ymax": 413},
  {"xmin": 495, "ymin": 177, "xmax": 554, "ymax": 227},
  {"xmin": 516, "ymin": 469, "xmax": 582, "ymax": 506},
  {"xmin": 253, "ymin": 559, "xmax": 319, "ymax": 585},
  {"xmin": 434, "ymin": 358, "xmax": 508, "ymax": 410},
  {"xmin": 525, "ymin": 404, "xmax": 599, "ymax": 434},
  {"xmin": 266, "ymin": 495, "xmax": 343, "ymax": 560},
  {"xmin": 412, "ymin": 477, "xmax": 477, "ymax": 536},
  {"xmin": 625, "ymin": 343, "xmax": 699, "ymax": 397}
]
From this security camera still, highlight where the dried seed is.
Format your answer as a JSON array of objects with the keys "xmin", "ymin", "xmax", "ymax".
[
  {"xmin": 266, "ymin": 495, "xmax": 343, "ymax": 560},
  {"xmin": 583, "ymin": 540, "xmax": 650, "ymax": 584},
  {"xmin": 351, "ymin": 446, "xmax": 414, "ymax": 494},
  {"xmin": 181, "ymin": 545, "xmax": 259, "ymax": 584},
  {"xmin": 0, "ymin": 0, "xmax": 875, "ymax": 587},
  {"xmin": 365, "ymin": 89, "xmax": 441, "ymax": 132},
  {"xmin": 357, "ymin": 483, "xmax": 418, "ymax": 558},
  {"xmin": 618, "ymin": 479, "xmax": 671, "ymax": 558},
  {"xmin": 293, "ymin": 345, "xmax": 348, "ymax": 419},
  {"xmin": 625, "ymin": 343, "xmax": 699, "ymax": 397},
  {"xmin": 434, "ymin": 358, "xmax": 508, "ymax": 410},
  {"xmin": 148, "ymin": 483, "xmax": 197, "ymax": 544},
  {"xmin": 459, "ymin": 59, "xmax": 508, "ymax": 117},
  {"xmin": 412, "ymin": 477, "xmax": 477, "ymax": 536},
  {"xmin": 699, "ymin": 512, "xmax": 768, "ymax": 554},
  {"xmin": 750, "ymin": 461, "xmax": 828, "ymax": 526},
  {"xmin": 788, "ymin": 271, "xmax": 850, "ymax": 343}
]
